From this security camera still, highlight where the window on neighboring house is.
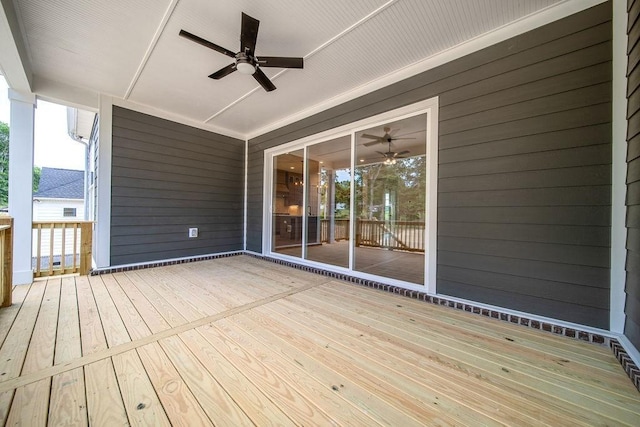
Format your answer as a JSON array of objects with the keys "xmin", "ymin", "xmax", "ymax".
[{"xmin": 63, "ymin": 207, "xmax": 77, "ymax": 217}]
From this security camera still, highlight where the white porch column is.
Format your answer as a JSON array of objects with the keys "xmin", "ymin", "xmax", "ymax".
[{"xmin": 7, "ymin": 89, "xmax": 35, "ymax": 285}]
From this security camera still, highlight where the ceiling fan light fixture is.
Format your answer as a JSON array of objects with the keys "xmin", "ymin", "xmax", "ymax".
[{"xmin": 236, "ymin": 60, "xmax": 255, "ymax": 75}]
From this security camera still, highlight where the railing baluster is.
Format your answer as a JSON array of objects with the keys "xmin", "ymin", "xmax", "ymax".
[
  {"xmin": 73, "ymin": 223, "xmax": 78, "ymax": 271},
  {"xmin": 36, "ymin": 224, "xmax": 42, "ymax": 276},
  {"xmin": 61, "ymin": 223, "xmax": 66, "ymax": 273},
  {"xmin": 48, "ymin": 223, "xmax": 54, "ymax": 276}
]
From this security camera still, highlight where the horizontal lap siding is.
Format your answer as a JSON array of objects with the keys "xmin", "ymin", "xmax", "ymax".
[
  {"xmin": 626, "ymin": 0, "xmax": 640, "ymax": 349},
  {"xmin": 111, "ymin": 106, "xmax": 244, "ymax": 265},
  {"xmin": 248, "ymin": 3, "xmax": 613, "ymax": 328},
  {"xmin": 430, "ymin": 0, "xmax": 612, "ymax": 328}
]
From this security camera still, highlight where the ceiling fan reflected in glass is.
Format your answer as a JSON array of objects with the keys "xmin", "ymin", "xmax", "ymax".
[
  {"xmin": 179, "ymin": 12, "xmax": 304, "ymax": 92},
  {"xmin": 361, "ymin": 126, "xmax": 415, "ymax": 147},
  {"xmin": 377, "ymin": 140, "xmax": 409, "ymax": 165}
]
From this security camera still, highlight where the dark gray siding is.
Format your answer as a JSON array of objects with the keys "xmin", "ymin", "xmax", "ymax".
[
  {"xmin": 626, "ymin": 0, "xmax": 640, "ymax": 349},
  {"xmin": 111, "ymin": 106, "xmax": 244, "ymax": 265},
  {"xmin": 248, "ymin": 3, "xmax": 612, "ymax": 328}
]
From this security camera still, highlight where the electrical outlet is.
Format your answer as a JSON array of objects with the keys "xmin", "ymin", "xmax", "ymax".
[{"xmin": 188, "ymin": 228, "xmax": 198, "ymax": 238}]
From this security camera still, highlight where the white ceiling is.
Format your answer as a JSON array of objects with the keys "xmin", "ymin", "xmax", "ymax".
[{"xmin": 6, "ymin": 0, "xmax": 568, "ymax": 139}]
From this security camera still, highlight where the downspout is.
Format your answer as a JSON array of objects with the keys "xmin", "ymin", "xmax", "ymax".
[{"xmin": 66, "ymin": 107, "xmax": 90, "ymax": 221}]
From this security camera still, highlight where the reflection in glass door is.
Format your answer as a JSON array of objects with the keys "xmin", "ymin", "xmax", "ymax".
[
  {"xmin": 305, "ymin": 137, "xmax": 351, "ymax": 268},
  {"xmin": 272, "ymin": 149, "xmax": 304, "ymax": 258},
  {"xmin": 354, "ymin": 114, "xmax": 427, "ymax": 284}
]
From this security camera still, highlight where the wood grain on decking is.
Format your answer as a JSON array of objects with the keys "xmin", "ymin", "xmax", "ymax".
[{"xmin": 0, "ymin": 255, "xmax": 636, "ymax": 426}]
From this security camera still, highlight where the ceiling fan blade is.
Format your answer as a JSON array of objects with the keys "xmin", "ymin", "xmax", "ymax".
[
  {"xmin": 375, "ymin": 151, "xmax": 386, "ymax": 156},
  {"xmin": 257, "ymin": 56, "xmax": 303, "ymax": 68},
  {"xmin": 363, "ymin": 140, "xmax": 383, "ymax": 147},
  {"xmin": 241, "ymin": 13, "xmax": 260, "ymax": 53},
  {"xmin": 253, "ymin": 67, "xmax": 276, "ymax": 91},
  {"xmin": 179, "ymin": 30, "xmax": 236, "ymax": 58},
  {"xmin": 394, "ymin": 150, "xmax": 410, "ymax": 157},
  {"xmin": 390, "ymin": 137, "xmax": 415, "ymax": 141},
  {"xmin": 209, "ymin": 63, "xmax": 237, "ymax": 79},
  {"xmin": 361, "ymin": 133, "xmax": 381, "ymax": 140}
]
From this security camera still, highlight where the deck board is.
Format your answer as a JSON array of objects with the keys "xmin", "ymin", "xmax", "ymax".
[
  {"xmin": 0, "ymin": 284, "xmax": 30, "ymax": 348},
  {"xmin": 112, "ymin": 349, "xmax": 170, "ymax": 426},
  {"xmin": 258, "ymin": 300, "xmax": 548, "ymax": 426},
  {"xmin": 0, "ymin": 280, "xmax": 47, "ymax": 423},
  {"xmin": 273, "ymin": 290, "xmax": 602, "ymax": 426},
  {"xmin": 321, "ymin": 282, "xmax": 633, "ymax": 390},
  {"xmin": 84, "ymin": 358, "xmax": 129, "ymax": 425},
  {"xmin": 290, "ymin": 286, "xmax": 639, "ymax": 425},
  {"xmin": 0, "ymin": 255, "xmax": 637, "ymax": 426},
  {"xmin": 137, "ymin": 342, "xmax": 213, "ymax": 426},
  {"xmin": 159, "ymin": 335, "xmax": 254, "ymax": 426},
  {"xmin": 6, "ymin": 279, "xmax": 60, "ymax": 425},
  {"xmin": 178, "ymin": 328, "xmax": 296, "ymax": 426},
  {"xmin": 49, "ymin": 277, "xmax": 86, "ymax": 426}
]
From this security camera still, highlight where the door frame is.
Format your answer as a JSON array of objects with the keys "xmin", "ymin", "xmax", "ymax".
[{"xmin": 262, "ymin": 97, "xmax": 439, "ymax": 293}]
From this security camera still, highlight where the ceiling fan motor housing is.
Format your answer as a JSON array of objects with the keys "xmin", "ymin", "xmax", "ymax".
[{"xmin": 235, "ymin": 52, "xmax": 255, "ymax": 74}]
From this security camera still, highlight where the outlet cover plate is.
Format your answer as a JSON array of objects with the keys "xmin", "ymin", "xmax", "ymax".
[{"xmin": 188, "ymin": 228, "xmax": 198, "ymax": 238}]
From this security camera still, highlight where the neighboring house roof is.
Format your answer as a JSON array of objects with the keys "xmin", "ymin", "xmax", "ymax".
[{"xmin": 34, "ymin": 167, "xmax": 84, "ymax": 199}]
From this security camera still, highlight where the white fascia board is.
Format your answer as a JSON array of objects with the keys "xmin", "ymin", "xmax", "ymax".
[
  {"xmin": 32, "ymin": 75, "xmax": 99, "ymax": 112},
  {"xmin": 0, "ymin": 0, "xmax": 32, "ymax": 92}
]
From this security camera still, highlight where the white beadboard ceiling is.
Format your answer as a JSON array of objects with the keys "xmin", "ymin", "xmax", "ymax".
[{"xmin": 8, "ymin": 0, "xmax": 565, "ymax": 139}]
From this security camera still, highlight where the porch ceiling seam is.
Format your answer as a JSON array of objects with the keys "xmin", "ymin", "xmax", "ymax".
[{"xmin": 123, "ymin": 0, "xmax": 180, "ymax": 99}]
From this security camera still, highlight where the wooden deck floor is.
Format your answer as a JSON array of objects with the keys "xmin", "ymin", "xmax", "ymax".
[{"xmin": 0, "ymin": 255, "xmax": 638, "ymax": 426}]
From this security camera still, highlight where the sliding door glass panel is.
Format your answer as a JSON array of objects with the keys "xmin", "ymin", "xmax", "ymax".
[
  {"xmin": 305, "ymin": 136, "xmax": 351, "ymax": 268},
  {"xmin": 354, "ymin": 114, "xmax": 427, "ymax": 284},
  {"xmin": 272, "ymin": 150, "xmax": 304, "ymax": 258}
]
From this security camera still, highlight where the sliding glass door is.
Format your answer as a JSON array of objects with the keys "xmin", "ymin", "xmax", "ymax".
[
  {"xmin": 271, "ymin": 149, "xmax": 304, "ymax": 258},
  {"xmin": 354, "ymin": 114, "xmax": 427, "ymax": 284},
  {"xmin": 305, "ymin": 136, "xmax": 351, "ymax": 268},
  {"xmin": 267, "ymin": 101, "xmax": 434, "ymax": 288}
]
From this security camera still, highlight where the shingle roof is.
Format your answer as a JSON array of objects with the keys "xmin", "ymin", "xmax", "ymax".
[{"xmin": 33, "ymin": 167, "xmax": 84, "ymax": 199}]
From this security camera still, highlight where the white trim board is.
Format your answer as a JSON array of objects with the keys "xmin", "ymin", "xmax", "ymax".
[
  {"xmin": 610, "ymin": 0, "xmax": 628, "ymax": 333},
  {"xmin": 110, "ymin": 97, "xmax": 246, "ymax": 141},
  {"xmin": 95, "ymin": 94, "xmax": 113, "ymax": 268}
]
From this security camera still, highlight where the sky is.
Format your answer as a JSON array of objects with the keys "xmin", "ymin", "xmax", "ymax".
[{"xmin": 0, "ymin": 76, "xmax": 85, "ymax": 171}]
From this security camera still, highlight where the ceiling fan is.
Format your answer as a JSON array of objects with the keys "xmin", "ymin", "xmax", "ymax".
[
  {"xmin": 361, "ymin": 126, "xmax": 415, "ymax": 147},
  {"xmin": 377, "ymin": 140, "xmax": 410, "ymax": 165},
  {"xmin": 179, "ymin": 13, "xmax": 303, "ymax": 92}
]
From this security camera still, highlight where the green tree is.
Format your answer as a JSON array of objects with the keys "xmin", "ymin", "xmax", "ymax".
[
  {"xmin": 0, "ymin": 121, "xmax": 9, "ymax": 206},
  {"xmin": 0, "ymin": 121, "xmax": 43, "ymax": 206},
  {"xmin": 33, "ymin": 166, "xmax": 41, "ymax": 192}
]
